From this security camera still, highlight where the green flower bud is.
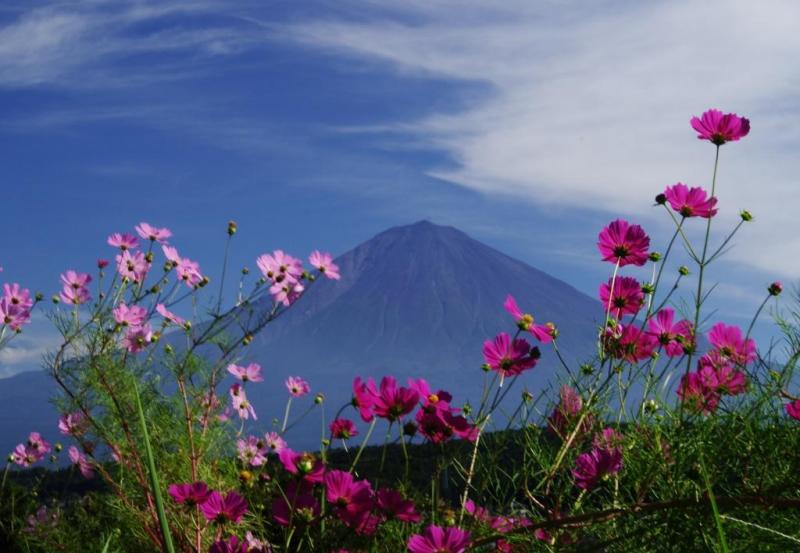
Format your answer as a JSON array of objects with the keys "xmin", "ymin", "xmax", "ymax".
[
  {"xmin": 678, "ymin": 266, "xmax": 690, "ymax": 276},
  {"xmin": 740, "ymin": 209, "xmax": 753, "ymax": 222},
  {"xmin": 228, "ymin": 220, "xmax": 238, "ymax": 236},
  {"xmin": 641, "ymin": 283, "xmax": 656, "ymax": 295},
  {"xmin": 581, "ymin": 363, "xmax": 594, "ymax": 375},
  {"xmin": 648, "ymin": 251, "xmax": 662, "ymax": 262},
  {"xmin": 51, "ymin": 294, "xmax": 60, "ymax": 304},
  {"xmin": 314, "ymin": 393, "xmax": 324, "ymax": 405},
  {"xmin": 35, "ymin": 292, "xmax": 44, "ymax": 301}
]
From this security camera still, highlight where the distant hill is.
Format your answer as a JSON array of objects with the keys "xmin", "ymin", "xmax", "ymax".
[{"xmin": 0, "ymin": 221, "xmax": 600, "ymax": 455}]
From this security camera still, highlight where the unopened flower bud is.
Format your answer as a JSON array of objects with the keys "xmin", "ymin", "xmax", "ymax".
[
  {"xmin": 654, "ymin": 193, "xmax": 667, "ymax": 205},
  {"xmin": 522, "ymin": 390, "xmax": 533, "ymax": 402},
  {"xmin": 314, "ymin": 393, "xmax": 324, "ymax": 405},
  {"xmin": 8, "ymin": 453, "xmax": 15, "ymax": 463},
  {"xmin": 648, "ymin": 252, "xmax": 662, "ymax": 262},
  {"xmin": 461, "ymin": 403, "xmax": 472, "ymax": 416},
  {"xmin": 49, "ymin": 455, "xmax": 57, "ymax": 463},
  {"xmin": 481, "ymin": 363, "xmax": 491, "ymax": 372},
  {"xmin": 641, "ymin": 283, "xmax": 655, "ymax": 295},
  {"xmin": 163, "ymin": 262, "xmax": 172, "ymax": 273},
  {"xmin": 198, "ymin": 276, "xmax": 210, "ymax": 288},
  {"xmin": 242, "ymin": 267, "xmax": 250, "ymax": 275},
  {"xmin": 97, "ymin": 259, "xmax": 109, "ymax": 269},
  {"xmin": 150, "ymin": 285, "xmax": 159, "ymax": 294},
  {"xmin": 239, "ymin": 469, "xmax": 252, "ymax": 482},
  {"xmin": 164, "ymin": 344, "xmax": 173, "ymax": 355},
  {"xmin": 644, "ymin": 399, "xmax": 658, "ymax": 414},
  {"xmin": 768, "ymin": 281, "xmax": 783, "ymax": 296},
  {"xmin": 183, "ymin": 321, "xmax": 192, "ymax": 330},
  {"xmin": 442, "ymin": 509, "xmax": 456, "ymax": 526},
  {"xmin": 145, "ymin": 252, "xmax": 154, "ymax": 264},
  {"xmin": 35, "ymin": 292, "xmax": 44, "ymax": 302},
  {"xmin": 54, "ymin": 443, "xmax": 62, "ymax": 453},
  {"xmin": 228, "ymin": 221, "xmax": 238, "ymax": 236},
  {"xmin": 581, "ymin": 363, "xmax": 594, "ymax": 375},
  {"xmin": 321, "ymin": 438, "xmax": 330, "ymax": 447},
  {"xmin": 740, "ymin": 210, "xmax": 753, "ymax": 222},
  {"xmin": 678, "ymin": 266, "xmax": 689, "ymax": 276},
  {"xmin": 243, "ymin": 334, "xmax": 253, "ymax": 346},
  {"xmin": 51, "ymin": 294, "xmax": 60, "ymax": 304}
]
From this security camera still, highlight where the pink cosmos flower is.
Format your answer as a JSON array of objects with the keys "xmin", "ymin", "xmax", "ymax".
[
  {"xmin": 604, "ymin": 324, "xmax": 657, "ymax": 362},
  {"xmin": 597, "ymin": 219, "xmax": 650, "ymax": 267},
  {"xmin": 593, "ymin": 427, "xmax": 624, "ymax": 452},
  {"xmin": 59, "ymin": 271, "xmax": 92, "ymax": 305},
  {"xmin": 227, "ymin": 363, "xmax": 263, "ymax": 383},
  {"xmin": 135, "ymin": 222, "xmax": 172, "ymax": 243},
  {"xmin": 59, "ymin": 286, "xmax": 91, "ymax": 306},
  {"xmin": 482, "ymin": 332, "xmax": 538, "ymax": 376},
  {"xmin": 407, "ymin": 378, "xmax": 453, "ymax": 413},
  {"xmin": 237, "ymin": 436, "xmax": 268, "ymax": 467},
  {"xmin": 285, "ymin": 376, "xmax": 310, "ymax": 397},
  {"xmin": 324, "ymin": 470, "xmax": 373, "ymax": 511},
  {"xmin": 155, "ymin": 303, "xmax": 185, "ymax": 325},
  {"xmin": 677, "ymin": 372, "xmax": 720, "ymax": 415},
  {"xmin": 116, "ymin": 251, "xmax": 149, "ymax": 283},
  {"xmin": 168, "ymin": 482, "xmax": 211, "ymax": 506},
  {"xmin": 708, "ymin": 322, "xmax": 756, "ymax": 365},
  {"xmin": 107, "ymin": 232, "xmax": 139, "ymax": 251},
  {"xmin": 0, "ymin": 298, "xmax": 31, "ymax": 329},
  {"xmin": 698, "ymin": 355, "xmax": 747, "ymax": 396},
  {"xmin": 547, "ymin": 385, "xmax": 592, "ymax": 440},
  {"xmin": 121, "ymin": 324, "xmax": 153, "ymax": 353},
  {"xmin": 270, "ymin": 280, "xmax": 305, "ymax": 306},
  {"xmin": 330, "ymin": 418, "xmax": 359, "ymax": 440},
  {"xmin": 3, "ymin": 283, "xmax": 33, "ymax": 310},
  {"xmin": 256, "ymin": 250, "xmax": 304, "ymax": 283},
  {"xmin": 26, "ymin": 432, "xmax": 51, "ymax": 456},
  {"xmin": 176, "ymin": 257, "xmax": 202, "ymax": 287},
  {"xmin": 663, "ymin": 183, "xmax": 718, "ymax": 218},
  {"xmin": 272, "ymin": 483, "xmax": 320, "ymax": 526},
  {"xmin": 407, "ymin": 525, "xmax": 471, "ymax": 553},
  {"xmin": 264, "ymin": 432, "xmax": 287, "ymax": 454},
  {"xmin": 646, "ymin": 308, "xmax": 693, "ymax": 357},
  {"xmin": 200, "ymin": 491, "xmax": 248, "ymax": 524},
  {"xmin": 209, "ymin": 536, "xmax": 246, "ymax": 553},
  {"xmin": 230, "ymin": 384, "xmax": 257, "ymax": 420},
  {"xmin": 785, "ymin": 400, "xmax": 800, "ymax": 421},
  {"xmin": 599, "ymin": 277, "xmax": 644, "ymax": 319},
  {"xmin": 11, "ymin": 432, "xmax": 51, "ymax": 466},
  {"xmin": 366, "ymin": 376, "xmax": 420, "ymax": 422},
  {"xmin": 162, "ymin": 245, "xmax": 181, "ymax": 266},
  {"xmin": 503, "ymin": 294, "xmax": 555, "ymax": 343},
  {"xmin": 416, "ymin": 406, "xmax": 477, "ymax": 444},
  {"xmin": 352, "ymin": 377, "xmax": 375, "ymax": 422},
  {"xmin": 278, "ymin": 449, "xmax": 325, "ymax": 483},
  {"xmin": 377, "ymin": 488, "xmax": 420, "ymax": 523},
  {"xmin": 308, "ymin": 250, "xmax": 341, "ymax": 280},
  {"xmin": 58, "ymin": 412, "xmax": 86, "ymax": 436},
  {"xmin": 113, "ymin": 302, "xmax": 147, "ymax": 327},
  {"xmin": 68, "ymin": 446, "xmax": 94, "ymax": 479},
  {"xmin": 690, "ymin": 109, "xmax": 750, "ymax": 145},
  {"xmin": 97, "ymin": 258, "xmax": 109, "ymax": 269},
  {"xmin": 572, "ymin": 447, "xmax": 623, "ymax": 490}
]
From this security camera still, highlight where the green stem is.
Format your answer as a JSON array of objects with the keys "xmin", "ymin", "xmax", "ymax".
[
  {"xmin": 349, "ymin": 418, "xmax": 376, "ymax": 473},
  {"xmin": 281, "ymin": 397, "xmax": 293, "ymax": 433}
]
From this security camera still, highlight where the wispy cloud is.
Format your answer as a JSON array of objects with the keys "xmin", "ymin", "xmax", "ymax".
[
  {"xmin": 277, "ymin": 0, "xmax": 800, "ymax": 278},
  {"xmin": 0, "ymin": 314, "xmax": 61, "ymax": 378}
]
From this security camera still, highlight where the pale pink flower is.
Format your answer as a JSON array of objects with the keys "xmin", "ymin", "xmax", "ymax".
[
  {"xmin": 230, "ymin": 384, "xmax": 257, "ymax": 420},
  {"xmin": 68, "ymin": 446, "xmax": 94, "ymax": 479},
  {"xmin": 0, "ymin": 298, "xmax": 31, "ymax": 329},
  {"xmin": 116, "ymin": 251, "xmax": 149, "ymax": 283},
  {"xmin": 285, "ymin": 376, "xmax": 310, "ymax": 398},
  {"xmin": 58, "ymin": 412, "xmax": 87, "ymax": 436},
  {"xmin": 107, "ymin": 232, "xmax": 139, "ymax": 251},
  {"xmin": 121, "ymin": 324, "xmax": 153, "ymax": 353},
  {"xmin": 237, "ymin": 436, "xmax": 268, "ymax": 467},
  {"xmin": 176, "ymin": 258, "xmax": 203, "ymax": 287},
  {"xmin": 162, "ymin": 245, "xmax": 181, "ymax": 266},
  {"xmin": 156, "ymin": 303, "xmax": 185, "ymax": 325},
  {"xmin": 264, "ymin": 432, "xmax": 287, "ymax": 453},
  {"xmin": 113, "ymin": 302, "xmax": 147, "ymax": 327},
  {"xmin": 308, "ymin": 251, "xmax": 340, "ymax": 280},
  {"xmin": 227, "ymin": 363, "xmax": 263, "ymax": 383},
  {"xmin": 256, "ymin": 250, "xmax": 303, "ymax": 283},
  {"xmin": 3, "ymin": 283, "xmax": 33, "ymax": 310},
  {"xmin": 135, "ymin": 222, "xmax": 172, "ymax": 243}
]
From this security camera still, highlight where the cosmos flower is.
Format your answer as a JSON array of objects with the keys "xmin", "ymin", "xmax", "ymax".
[
  {"xmin": 597, "ymin": 219, "xmax": 650, "ymax": 267},
  {"xmin": 227, "ymin": 363, "xmax": 264, "ymax": 383},
  {"xmin": 599, "ymin": 276, "xmax": 644, "ymax": 319},
  {"xmin": 366, "ymin": 376, "xmax": 420, "ymax": 422},
  {"xmin": 113, "ymin": 302, "xmax": 147, "ymax": 327},
  {"xmin": 58, "ymin": 412, "xmax": 87, "ymax": 436},
  {"xmin": 168, "ymin": 482, "xmax": 211, "ymax": 506},
  {"xmin": 663, "ymin": 183, "xmax": 718, "ymax": 218},
  {"xmin": 237, "ymin": 436, "xmax": 268, "ymax": 467},
  {"xmin": 199, "ymin": 491, "xmax": 248, "ymax": 524},
  {"xmin": 308, "ymin": 250, "xmax": 341, "ymax": 280},
  {"xmin": 377, "ymin": 488, "xmax": 420, "ymax": 523},
  {"xmin": 107, "ymin": 232, "xmax": 139, "ymax": 251},
  {"xmin": 263, "ymin": 432, "xmax": 287, "ymax": 454},
  {"xmin": 155, "ymin": 303, "xmax": 185, "ymax": 325},
  {"xmin": 330, "ymin": 418, "xmax": 359, "ymax": 440},
  {"xmin": 68, "ymin": 446, "xmax": 94, "ymax": 479},
  {"xmin": 572, "ymin": 446, "xmax": 623, "ymax": 490},
  {"xmin": 482, "ymin": 332, "xmax": 539, "ymax": 377},
  {"xmin": 646, "ymin": 308, "xmax": 693, "ymax": 357},
  {"xmin": 785, "ymin": 400, "xmax": 800, "ymax": 421},
  {"xmin": 503, "ymin": 294, "xmax": 555, "ymax": 343},
  {"xmin": 708, "ymin": 322, "xmax": 756, "ymax": 366},
  {"xmin": 230, "ymin": 384, "xmax": 257, "ymax": 420},
  {"xmin": 352, "ymin": 377, "xmax": 376, "ymax": 422},
  {"xmin": 135, "ymin": 222, "xmax": 172, "ymax": 243},
  {"xmin": 176, "ymin": 257, "xmax": 203, "ymax": 287},
  {"xmin": 690, "ymin": 109, "xmax": 750, "ymax": 145},
  {"xmin": 407, "ymin": 525, "xmax": 471, "ymax": 553},
  {"xmin": 121, "ymin": 324, "xmax": 153, "ymax": 353},
  {"xmin": 116, "ymin": 250, "xmax": 150, "ymax": 283},
  {"xmin": 256, "ymin": 250, "xmax": 304, "ymax": 284}
]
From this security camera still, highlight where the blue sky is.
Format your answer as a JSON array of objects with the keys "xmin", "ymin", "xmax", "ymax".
[{"xmin": 1, "ymin": 0, "xmax": 796, "ymax": 374}]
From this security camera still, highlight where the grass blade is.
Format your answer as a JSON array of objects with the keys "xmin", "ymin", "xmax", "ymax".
[{"xmin": 699, "ymin": 454, "xmax": 729, "ymax": 553}]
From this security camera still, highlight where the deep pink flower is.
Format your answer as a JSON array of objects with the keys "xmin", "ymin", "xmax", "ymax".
[
  {"xmin": 121, "ymin": 324, "xmax": 153, "ymax": 353},
  {"xmin": 572, "ymin": 447, "xmax": 623, "ymax": 490},
  {"xmin": 3, "ymin": 283, "xmax": 33, "ymax": 310},
  {"xmin": 547, "ymin": 385, "xmax": 592, "ymax": 440},
  {"xmin": 230, "ymin": 384, "xmax": 257, "ymax": 420},
  {"xmin": 407, "ymin": 525, "xmax": 471, "ymax": 553},
  {"xmin": 416, "ymin": 406, "xmax": 477, "ymax": 444},
  {"xmin": 107, "ymin": 232, "xmax": 139, "ymax": 251},
  {"xmin": 352, "ymin": 377, "xmax": 376, "ymax": 422},
  {"xmin": 330, "ymin": 418, "xmax": 359, "ymax": 440},
  {"xmin": 264, "ymin": 432, "xmax": 287, "ymax": 454},
  {"xmin": 58, "ymin": 412, "xmax": 87, "ymax": 436},
  {"xmin": 597, "ymin": 219, "xmax": 650, "ymax": 267},
  {"xmin": 698, "ymin": 356, "xmax": 747, "ymax": 396},
  {"xmin": 209, "ymin": 536, "xmax": 246, "ymax": 553},
  {"xmin": 135, "ymin": 222, "xmax": 172, "ymax": 243},
  {"xmin": 503, "ymin": 294, "xmax": 555, "ymax": 343},
  {"xmin": 367, "ymin": 376, "xmax": 420, "ymax": 422},
  {"xmin": 690, "ymin": 109, "xmax": 750, "ymax": 145},
  {"xmin": 604, "ymin": 324, "xmax": 657, "ymax": 362},
  {"xmin": 68, "ymin": 446, "xmax": 94, "ymax": 479},
  {"xmin": 308, "ymin": 250, "xmax": 340, "ymax": 280},
  {"xmin": 200, "ymin": 491, "xmax": 248, "ymax": 524},
  {"xmin": 227, "ymin": 363, "xmax": 263, "ymax": 383},
  {"xmin": 599, "ymin": 276, "xmax": 644, "ymax": 319},
  {"xmin": 97, "ymin": 258, "xmax": 109, "ymax": 269},
  {"xmin": 278, "ymin": 448, "xmax": 325, "ymax": 483},
  {"xmin": 272, "ymin": 483, "xmax": 320, "ymax": 526},
  {"xmin": 708, "ymin": 322, "xmax": 756, "ymax": 365},
  {"xmin": 26, "ymin": 432, "xmax": 51, "ymax": 456},
  {"xmin": 482, "ymin": 332, "xmax": 538, "ymax": 377},
  {"xmin": 116, "ymin": 250, "xmax": 149, "ymax": 283},
  {"xmin": 285, "ymin": 376, "xmax": 310, "ymax": 398},
  {"xmin": 176, "ymin": 257, "xmax": 202, "ymax": 288},
  {"xmin": 593, "ymin": 427, "xmax": 624, "ymax": 452},
  {"xmin": 377, "ymin": 488, "xmax": 420, "ymax": 523},
  {"xmin": 237, "ymin": 436, "xmax": 267, "ymax": 467},
  {"xmin": 664, "ymin": 183, "xmax": 718, "ymax": 218},
  {"xmin": 155, "ymin": 303, "xmax": 185, "ymax": 325},
  {"xmin": 785, "ymin": 400, "xmax": 800, "ymax": 421},
  {"xmin": 168, "ymin": 482, "xmax": 211, "ymax": 506},
  {"xmin": 324, "ymin": 470, "xmax": 374, "ymax": 527},
  {"xmin": 113, "ymin": 302, "xmax": 147, "ymax": 327},
  {"xmin": 0, "ymin": 298, "xmax": 31, "ymax": 329},
  {"xmin": 677, "ymin": 372, "xmax": 720, "ymax": 415},
  {"xmin": 646, "ymin": 308, "xmax": 693, "ymax": 357},
  {"xmin": 256, "ymin": 250, "xmax": 304, "ymax": 284}
]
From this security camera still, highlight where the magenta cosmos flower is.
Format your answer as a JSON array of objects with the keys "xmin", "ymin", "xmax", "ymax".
[
  {"xmin": 366, "ymin": 376, "xmax": 420, "ymax": 422},
  {"xmin": 308, "ymin": 250, "xmax": 341, "ymax": 280},
  {"xmin": 272, "ymin": 483, "xmax": 320, "ymax": 526},
  {"xmin": 482, "ymin": 332, "xmax": 539, "ymax": 377},
  {"xmin": 547, "ymin": 385, "xmax": 593, "ymax": 440},
  {"xmin": 285, "ymin": 376, "xmax": 310, "ymax": 397},
  {"xmin": 200, "ymin": 490, "xmax": 248, "ymax": 524},
  {"xmin": 58, "ymin": 411, "xmax": 87, "ymax": 436},
  {"xmin": 597, "ymin": 219, "xmax": 650, "ymax": 267},
  {"xmin": 708, "ymin": 322, "xmax": 756, "ymax": 365},
  {"xmin": 168, "ymin": 482, "xmax": 211, "ymax": 506},
  {"xmin": 324, "ymin": 470, "xmax": 374, "ymax": 517},
  {"xmin": 646, "ymin": 308, "xmax": 693, "ymax": 357},
  {"xmin": 604, "ymin": 324, "xmax": 657, "ymax": 362},
  {"xmin": 330, "ymin": 418, "xmax": 359, "ymax": 440},
  {"xmin": 677, "ymin": 372, "xmax": 719, "ymax": 415},
  {"xmin": 135, "ymin": 222, "xmax": 172, "ymax": 243},
  {"xmin": 599, "ymin": 276, "xmax": 644, "ymax": 319},
  {"xmin": 503, "ymin": 294, "xmax": 555, "ymax": 343},
  {"xmin": 209, "ymin": 536, "xmax": 246, "ymax": 553},
  {"xmin": 407, "ymin": 525, "xmax": 471, "ymax": 553},
  {"xmin": 278, "ymin": 448, "xmax": 325, "ymax": 483},
  {"xmin": 572, "ymin": 446, "xmax": 623, "ymax": 490},
  {"xmin": 663, "ymin": 183, "xmax": 718, "ymax": 218},
  {"xmin": 227, "ymin": 362, "xmax": 263, "ymax": 383},
  {"xmin": 352, "ymin": 377, "xmax": 376, "ymax": 422},
  {"xmin": 68, "ymin": 446, "xmax": 94, "ymax": 479},
  {"xmin": 785, "ymin": 400, "xmax": 800, "ymax": 421},
  {"xmin": 690, "ymin": 109, "xmax": 750, "ymax": 145},
  {"xmin": 377, "ymin": 488, "xmax": 421, "ymax": 523}
]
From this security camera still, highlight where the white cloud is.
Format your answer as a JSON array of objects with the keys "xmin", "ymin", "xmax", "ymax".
[
  {"xmin": 277, "ymin": 0, "xmax": 800, "ymax": 278},
  {"xmin": 0, "ymin": 315, "xmax": 61, "ymax": 378}
]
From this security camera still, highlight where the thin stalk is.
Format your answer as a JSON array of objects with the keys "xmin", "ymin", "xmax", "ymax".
[
  {"xmin": 281, "ymin": 398, "xmax": 293, "ymax": 433},
  {"xmin": 349, "ymin": 418, "xmax": 377, "ymax": 473},
  {"xmin": 699, "ymin": 454, "xmax": 730, "ymax": 553}
]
